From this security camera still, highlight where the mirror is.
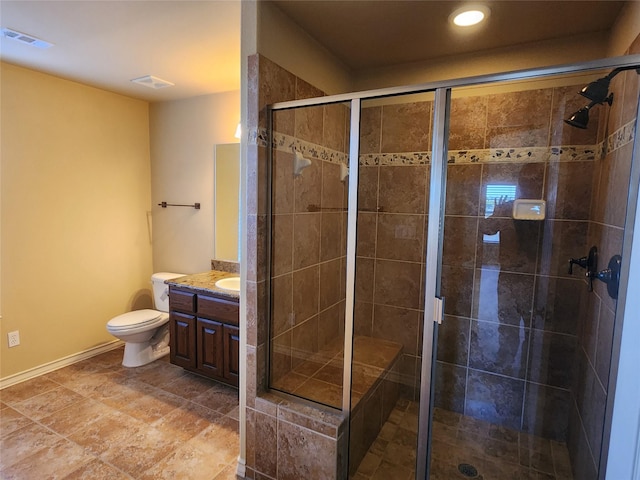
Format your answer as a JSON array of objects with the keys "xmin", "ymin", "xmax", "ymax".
[{"xmin": 214, "ymin": 143, "xmax": 240, "ymax": 261}]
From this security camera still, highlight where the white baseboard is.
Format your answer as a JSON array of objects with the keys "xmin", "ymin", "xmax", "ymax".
[{"xmin": 0, "ymin": 340, "xmax": 124, "ymax": 389}]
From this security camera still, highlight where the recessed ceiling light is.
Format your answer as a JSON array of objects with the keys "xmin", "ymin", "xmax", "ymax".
[
  {"xmin": 451, "ymin": 5, "xmax": 490, "ymax": 27},
  {"xmin": 130, "ymin": 75, "xmax": 175, "ymax": 89}
]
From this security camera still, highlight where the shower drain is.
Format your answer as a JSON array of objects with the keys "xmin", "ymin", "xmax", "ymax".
[{"xmin": 458, "ymin": 463, "xmax": 479, "ymax": 478}]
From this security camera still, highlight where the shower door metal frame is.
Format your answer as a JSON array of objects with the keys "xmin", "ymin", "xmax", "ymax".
[
  {"xmin": 266, "ymin": 54, "xmax": 640, "ymax": 479},
  {"xmin": 417, "ymin": 86, "xmax": 451, "ymax": 480},
  {"xmin": 342, "ymin": 98, "xmax": 361, "ymax": 414}
]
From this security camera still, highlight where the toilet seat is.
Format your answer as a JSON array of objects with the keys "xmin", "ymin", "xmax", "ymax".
[{"xmin": 107, "ymin": 309, "xmax": 167, "ymax": 333}]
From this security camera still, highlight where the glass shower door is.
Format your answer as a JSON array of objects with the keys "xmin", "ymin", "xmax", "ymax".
[
  {"xmin": 427, "ymin": 66, "xmax": 640, "ymax": 479},
  {"xmin": 268, "ymin": 100, "xmax": 352, "ymax": 409},
  {"xmin": 347, "ymin": 91, "xmax": 436, "ymax": 479},
  {"xmin": 263, "ymin": 56, "xmax": 640, "ymax": 480}
]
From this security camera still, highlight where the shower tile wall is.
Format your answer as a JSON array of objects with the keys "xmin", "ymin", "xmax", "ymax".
[
  {"xmin": 246, "ymin": 50, "xmax": 640, "ymax": 480},
  {"xmin": 569, "ymin": 35, "xmax": 640, "ymax": 480},
  {"xmin": 246, "ymin": 54, "xmax": 349, "ymax": 480},
  {"xmin": 440, "ymin": 85, "xmax": 601, "ymax": 443},
  {"xmin": 356, "ymin": 80, "xmax": 615, "ymax": 449},
  {"xmin": 356, "ymin": 99, "xmax": 432, "ymax": 401},
  {"xmin": 270, "ymin": 97, "xmax": 350, "ymax": 394}
]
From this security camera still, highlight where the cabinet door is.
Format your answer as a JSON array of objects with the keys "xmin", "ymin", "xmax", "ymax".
[
  {"xmin": 223, "ymin": 324, "xmax": 240, "ymax": 387},
  {"xmin": 170, "ymin": 312, "xmax": 196, "ymax": 369},
  {"xmin": 196, "ymin": 318, "xmax": 224, "ymax": 378}
]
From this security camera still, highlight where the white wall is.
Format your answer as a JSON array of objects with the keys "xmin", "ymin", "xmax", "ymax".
[
  {"xmin": 1, "ymin": 63, "xmax": 153, "ymax": 379},
  {"xmin": 149, "ymin": 90, "xmax": 240, "ymax": 274}
]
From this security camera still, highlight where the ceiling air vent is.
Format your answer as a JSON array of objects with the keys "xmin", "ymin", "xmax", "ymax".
[
  {"xmin": 1, "ymin": 28, "xmax": 53, "ymax": 49},
  {"xmin": 130, "ymin": 75, "xmax": 175, "ymax": 89}
]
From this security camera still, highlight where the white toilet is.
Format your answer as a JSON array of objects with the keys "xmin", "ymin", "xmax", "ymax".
[{"xmin": 106, "ymin": 272, "xmax": 184, "ymax": 367}]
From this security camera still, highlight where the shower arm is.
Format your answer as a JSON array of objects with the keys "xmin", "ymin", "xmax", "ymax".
[{"xmin": 605, "ymin": 65, "xmax": 640, "ymax": 80}]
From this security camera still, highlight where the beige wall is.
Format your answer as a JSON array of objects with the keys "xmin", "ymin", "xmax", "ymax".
[
  {"xmin": 257, "ymin": 1, "xmax": 352, "ymax": 95},
  {"xmin": 149, "ymin": 90, "xmax": 240, "ymax": 274},
  {"xmin": 353, "ymin": 32, "xmax": 611, "ymax": 91},
  {"xmin": 0, "ymin": 63, "xmax": 153, "ymax": 379},
  {"xmin": 608, "ymin": 1, "xmax": 640, "ymax": 56}
]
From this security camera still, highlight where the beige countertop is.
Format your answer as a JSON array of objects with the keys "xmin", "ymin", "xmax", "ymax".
[{"xmin": 166, "ymin": 270, "xmax": 240, "ymax": 300}]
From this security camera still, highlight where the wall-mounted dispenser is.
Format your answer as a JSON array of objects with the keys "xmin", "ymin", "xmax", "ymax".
[{"xmin": 512, "ymin": 199, "xmax": 546, "ymax": 220}]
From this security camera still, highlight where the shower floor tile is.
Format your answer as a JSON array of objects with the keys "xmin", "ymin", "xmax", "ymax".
[
  {"xmin": 0, "ymin": 346, "xmax": 239, "ymax": 480},
  {"xmin": 352, "ymin": 401, "xmax": 574, "ymax": 480}
]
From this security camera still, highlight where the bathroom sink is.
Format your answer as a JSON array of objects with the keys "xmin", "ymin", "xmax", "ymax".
[{"xmin": 215, "ymin": 276, "xmax": 241, "ymax": 292}]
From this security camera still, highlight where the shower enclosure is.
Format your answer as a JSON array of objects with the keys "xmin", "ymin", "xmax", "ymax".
[{"xmin": 265, "ymin": 56, "xmax": 640, "ymax": 479}]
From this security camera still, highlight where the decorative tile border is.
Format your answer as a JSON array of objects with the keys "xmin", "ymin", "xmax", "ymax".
[
  {"xmin": 447, "ymin": 144, "xmax": 603, "ymax": 165},
  {"xmin": 359, "ymin": 152, "xmax": 431, "ymax": 166},
  {"xmin": 250, "ymin": 127, "xmax": 269, "ymax": 147},
  {"xmin": 362, "ymin": 145, "xmax": 602, "ymax": 165},
  {"xmin": 251, "ymin": 117, "xmax": 635, "ymax": 166},
  {"xmin": 272, "ymin": 131, "xmax": 348, "ymax": 165},
  {"xmin": 607, "ymin": 118, "xmax": 636, "ymax": 154},
  {"xmin": 250, "ymin": 128, "xmax": 348, "ymax": 165}
]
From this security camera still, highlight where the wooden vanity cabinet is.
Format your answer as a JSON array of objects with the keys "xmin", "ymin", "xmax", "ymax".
[
  {"xmin": 169, "ymin": 287, "xmax": 239, "ymax": 386},
  {"xmin": 196, "ymin": 317, "xmax": 224, "ymax": 378},
  {"xmin": 170, "ymin": 312, "xmax": 197, "ymax": 369},
  {"xmin": 223, "ymin": 324, "xmax": 240, "ymax": 384}
]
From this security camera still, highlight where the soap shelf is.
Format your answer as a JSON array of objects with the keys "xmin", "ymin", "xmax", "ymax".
[{"xmin": 158, "ymin": 201, "xmax": 200, "ymax": 210}]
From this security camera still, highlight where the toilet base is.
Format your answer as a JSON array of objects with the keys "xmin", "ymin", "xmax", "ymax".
[{"xmin": 122, "ymin": 341, "xmax": 169, "ymax": 368}]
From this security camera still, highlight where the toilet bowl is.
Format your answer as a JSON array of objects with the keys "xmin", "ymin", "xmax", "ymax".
[{"xmin": 106, "ymin": 272, "xmax": 184, "ymax": 367}]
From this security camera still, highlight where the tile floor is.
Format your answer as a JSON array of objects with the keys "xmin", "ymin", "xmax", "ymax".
[
  {"xmin": 353, "ymin": 400, "xmax": 574, "ymax": 480},
  {"xmin": 1, "ymin": 346, "xmax": 576, "ymax": 480},
  {"xmin": 0, "ymin": 347, "xmax": 240, "ymax": 479}
]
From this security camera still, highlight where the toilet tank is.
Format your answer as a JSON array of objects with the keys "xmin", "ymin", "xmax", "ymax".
[{"xmin": 151, "ymin": 272, "xmax": 185, "ymax": 312}]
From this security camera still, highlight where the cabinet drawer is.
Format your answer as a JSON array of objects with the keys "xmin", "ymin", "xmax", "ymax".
[
  {"xmin": 169, "ymin": 288, "xmax": 195, "ymax": 313},
  {"xmin": 197, "ymin": 295, "xmax": 239, "ymax": 325}
]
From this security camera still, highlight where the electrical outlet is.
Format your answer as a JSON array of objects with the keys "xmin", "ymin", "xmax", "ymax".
[{"xmin": 8, "ymin": 331, "xmax": 20, "ymax": 348}]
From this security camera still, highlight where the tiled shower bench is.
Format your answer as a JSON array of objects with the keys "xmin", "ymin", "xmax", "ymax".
[{"xmin": 271, "ymin": 335, "xmax": 403, "ymax": 475}]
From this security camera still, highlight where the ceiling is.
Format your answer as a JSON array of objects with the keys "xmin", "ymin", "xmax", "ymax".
[
  {"xmin": 0, "ymin": 1, "xmax": 626, "ymax": 102},
  {"xmin": 0, "ymin": 1, "xmax": 241, "ymax": 102},
  {"xmin": 272, "ymin": 0, "xmax": 626, "ymax": 71}
]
